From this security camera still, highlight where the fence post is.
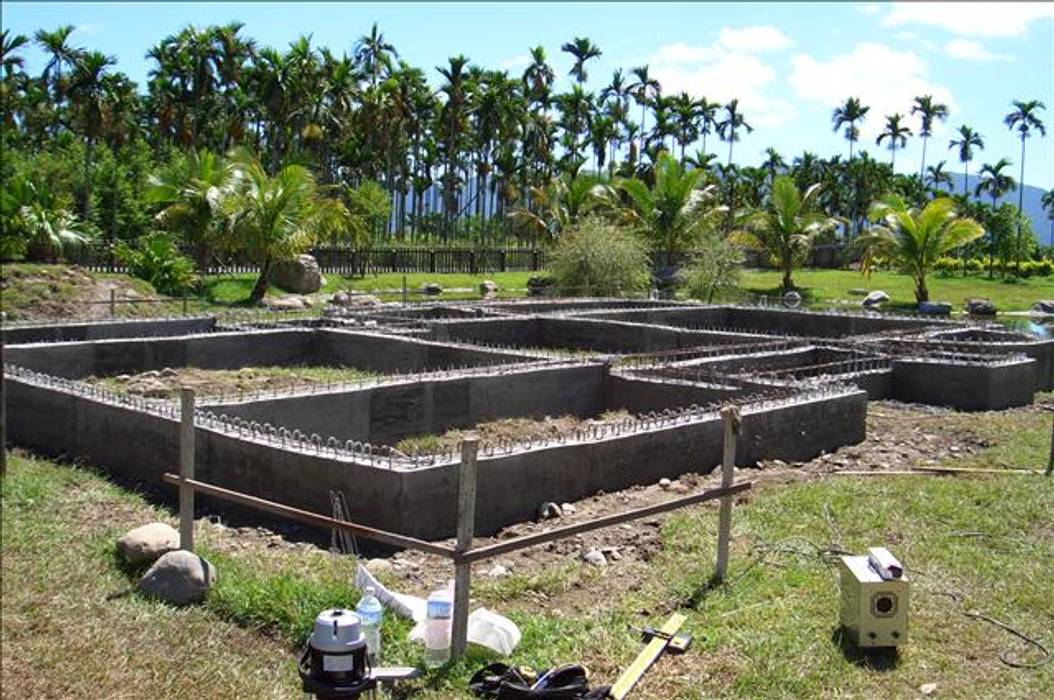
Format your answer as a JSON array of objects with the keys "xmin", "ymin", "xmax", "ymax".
[
  {"xmin": 1, "ymin": 345, "xmax": 5, "ymax": 478},
  {"xmin": 715, "ymin": 405, "xmax": 741, "ymax": 581},
  {"xmin": 402, "ymin": 275, "xmax": 408, "ymax": 308},
  {"xmin": 109, "ymin": 289, "xmax": 116, "ymax": 318},
  {"xmin": 179, "ymin": 387, "xmax": 196, "ymax": 551},
  {"xmin": 1047, "ymin": 411, "xmax": 1053, "ymax": 477},
  {"xmin": 182, "ymin": 294, "xmax": 189, "ymax": 317},
  {"xmin": 451, "ymin": 436, "xmax": 479, "ymax": 659}
]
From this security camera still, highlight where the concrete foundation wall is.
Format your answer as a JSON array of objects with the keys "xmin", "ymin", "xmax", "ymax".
[
  {"xmin": 891, "ymin": 359, "xmax": 1036, "ymax": 410},
  {"xmin": 1, "ymin": 316, "xmax": 216, "ymax": 345},
  {"xmin": 604, "ymin": 375, "xmax": 743, "ymax": 413}
]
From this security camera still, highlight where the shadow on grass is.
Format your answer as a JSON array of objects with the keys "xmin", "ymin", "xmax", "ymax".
[{"xmin": 830, "ymin": 627, "xmax": 901, "ymax": 671}]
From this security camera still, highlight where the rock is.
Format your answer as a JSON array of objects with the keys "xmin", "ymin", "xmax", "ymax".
[
  {"xmin": 653, "ymin": 266, "xmax": 684, "ymax": 291},
  {"xmin": 917, "ymin": 301, "xmax": 952, "ymax": 316},
  {"xmin": 965, "ymin": 298, "xmax": 996, "ymax": 316},
  {"xmin": 130, "ymin": 378, "xmax": 172, "ymax": 398},
  {"xmin": 479, "ymin": 280, "xmax": 500, "ymax": 295},
  {"xmin": 486, "ymin": 564, "xmax": 510, "ymax": 578},
  {"xmin": 658, "ymin": 478, "xmax": 672, "ymax": 491},
  {"xmin": 263, "ymin": 295, "xmax": 307, "ymax": 311},
  {"xmin": 559, "ymin": 502, "xmax": 576, "ymax": 516},
  {"xmin": 862, "ymin": 290, "xmax": 890, "ymax": 308},
  {"xmin": 1032, "ymin": 300, "xmax": 1054, "ymax": 314},
  {"xmin": 269, "ymin": 254, "xmax": 323, "ymax": 294},
  {"xmin": 582, "ymin": 548, "xmax": 607, "ymax": 567},
  {"xmin": 116, "ymin": 522, "xmax": 179, "ymax": 565},
  {"xmin": 365, "ymin": 558, "xmax": 394, "ymax": 575},
  {"xmin": 920, "ymin": 683, "xmax": 938, "ymax": 696},
  {"xmin": 330, "ymin": 291, "xmax": 382, "ymax": 308},
  {"xmin": 137, "ymin": 550, "xmax": 216, "ymax": 605},
  {"xmin": 538, "ymin": 502, "xmax": 562, "ymax": 520},
  {"xmin": 115, "ymin": 374, "xmax": 131, "ymax": 382},
  {"xmin": 420, "ymin": 282, "xmax": 443, "ymax": 296},
  {"xmin": 141, "ymin": 370, "xmax": 160, "ymax": 379},
  {"xmin": 527, "ymin": 276, "xmax": 556, "ymax": 297},
  {"xmin": 159, "ymin": 367, "xmax": 179, "ymax": 378}
]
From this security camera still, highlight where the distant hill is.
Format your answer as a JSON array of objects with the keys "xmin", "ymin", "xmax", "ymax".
[{"xmin": 949, "ymin": 174, "xmax": 1052, "ymax": 246}]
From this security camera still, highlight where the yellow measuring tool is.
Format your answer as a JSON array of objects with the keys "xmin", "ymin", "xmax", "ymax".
[{"xmin": 609, "ymin": 613, "xmax": 690, "ymax": 699}]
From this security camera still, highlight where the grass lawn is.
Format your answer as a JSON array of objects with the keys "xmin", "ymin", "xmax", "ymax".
[
  {"xmin": 738, "ymin": 268, "xmax": 1052, "ymax": 312},
  {"xmin": 4, "ymin": 396, "xmax": 1052, "ymax": 698}
]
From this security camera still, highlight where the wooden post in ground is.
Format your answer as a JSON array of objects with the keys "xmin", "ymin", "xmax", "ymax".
[
  {"xmin": 179, "ymin": 387, "xmax": 196, "ymax": 550},
  {"xmin": 402, "ymin": 275, "xmax": 408, "ymax": 307},
  {"xmin": 451, "ymin": 436, "xmax": 479, "ymax": 659},
  {"xmin": 182, "ymin": 294, "xmax": 189, "ymax": 316},
  {"xmin": 1, "ymin": 342, "xmax": 6, "ymax": 477},
  {"xmin": 715, "ymin": 405, "xmax": 741, "ymax": 582},
  {"xmin": 1047, "ymin": 411, "xmax": 1053, "ymax": 477},
  {"xmin": 109, "ymin": 289, "xmax": 117, "ymax": 317}
]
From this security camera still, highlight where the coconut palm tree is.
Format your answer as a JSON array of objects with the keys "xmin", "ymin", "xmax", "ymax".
[
  {"xmin": 717, "ymin": 99, "xmax": 752, "ymax": 166},
  {"xmin": 509, "ymin": 172, "xmax": 615, "ymax": 241},
  {"xmin": 924, "ymin": 160, "xmax": 954, "ymax": 195},
  {"xmin": 911, "ymin": 95, "xmax": 949, "ymax": 176},
  {"xmin": 1, "ymin": 30, "xmax": 29, "ymax": 79},
  {"xmin": 629, "ymin": 65, "xmax": 660, "ymax": 158},
  {"xmin": 34, "ymin": 25, "xmax": 80, "ymax": 107},
  {"xmin": 2, "ymin": 177, "xmax": 92, "ymax": 261},
  {"xmin": 974, "ymin": 159, "xmax": 1016, "ymax": 208},
  {"xmin": 68, "ymin": 50, "xmax": 114, "ymax": 218},
  {"xmin": 617, "ymin": 151, "xmax": 723, "ymax": 255},
  {"xmin": 694, "ymin": 97, "xmax": 719, "ymax": 158},
  {"xmin": 560, "ymin": 36, "xmax": 601, "ymax": 85},
  {"xmin": 859, "ymin": 195, "xmax": 983, "ymax": 302},
  {"xmin": 948, "ymin": 125, "xmax": 984, "ymax": 198},
  {"xmin": 1004, "ymin": 100, "xmax": 1046, "ymax": 273},
  {"xmin": 730, "ymin": 175, "xmax": 838, "ymax": 291},
  {"xmin": 222, "ymin": 151, "xmax": 350, "ymax": 302},
  {"xmin": 876, "ymin": 113, "xmax": 912, "ymax": 171},
  {"xmin": 831, "ymin": 96, "xmax": 869, "ymax": 162}
]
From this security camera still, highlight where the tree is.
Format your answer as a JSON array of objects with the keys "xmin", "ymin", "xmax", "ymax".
[
  {"xmin": 354, "ymin": 22, "xmax": 397, "ymax": 88},
  {"xmin": 34, "ymin": 25, "xmax": 80, "ymax": 111},
  {"xmin": 1042, "ymin": 188, "xmax": 1054, "ymax": 253},
  {"xmin": 629, "ymin": 65, "xmax": 660, "ymax": 160},
  {"xmin": 974, "ymin": 158, "xmax": 1015, "ymax": 207},
  {"xmin": 222, "ymin": 151, "xmax": 350, "ymax": 302},
  {"xmin": 876, "ymin": 113, "xmax": 912, "ymax": 171},
  {"xmin": 859, "ymin": 195, "xmax": 983, "ymax": 302},
  {"xmin": 1, "ymin": 177, "xmax": 92, "ymax": 261},
  {"xmin": 67, "ymin": 50, "xmax": 115, "ymax": 220},
  {"xmin": 924, "ymin": 160, "xmax": 953, "ymax": 195},
  {"xmin": 509, "ymin": 172, "xmax": 615, "ymax": 241},
  {"xmin": 549, "ymin": 216, "xmax": 650, "ymax": 297},
  {"xmin": 948, "ymin": 125, "xmax": 984, "ymax": 198},
  {"xmin": 1004, "ymin": 99, "xmax": 1046, "ymax": 273},
  {"xmin": 911, "ymin": 95, "xmax": 948, "ymax": 176},
  {"xmin": 617, "ymin": 151, "xmax": 723, "ymax": 255},
  {"xmin": 831, "ymin": 96, "xmax": 869, "ymax": 161},
  {"xmin": 730, "ymin": 175, "xmax": 838, "ymax": 291},
  {"xmin": 1, "ymin": 30, "xmax": 29, "ymax": 79},
  {"xmin": 717, "ymin": 99, "xmax": 752, "ymax": 166},
  {"xmin": 560, "ymin": 36, "xmax": 601, "ymax": 85}
]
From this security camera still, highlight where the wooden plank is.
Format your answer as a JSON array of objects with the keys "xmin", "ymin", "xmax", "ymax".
[
  {"xmin": 1047, "ymin": 412, "xmax": 1053, "ymax": 477},
  {"xmin": 160, "ymin": 473, "xmax": 457, "ymax": 558},
  {"xmin": 451, "ymin": 437, "xmax": 479, "ymax": 659},
  {"xmin": 179, "ymin": 388, "xmax": 195, "ymax": 551},
  {"xmin": 715, "ymin": 406, "xmax": 740, "ymax": 582},
  {"xmin": 458, "ymin": 482, "xmax": 752, "ymax": 564},
  {"xmin": 609, "ymin": 613, "xmax": 687, "ymax": 700},
  {"xmin": 834, "ymin": 467, "xmax": 1041, "ymax": 476}
]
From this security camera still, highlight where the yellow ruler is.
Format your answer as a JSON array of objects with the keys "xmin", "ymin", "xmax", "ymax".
[{"xmin": 609, "ymin": 613, "xmax": 687, "ymax": 700}]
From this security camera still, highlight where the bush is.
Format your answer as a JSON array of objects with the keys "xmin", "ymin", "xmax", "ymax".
[
  {"xmin": 682, "ymin": 232, "xmax": 744, "ymax": 302},
  {"xmin": 549, "ymin": 217, "xmax": 650, "ymax": 297},
  {"xmin": 115, "ymin": 233, "xmax": 196, "ymax": 295}
]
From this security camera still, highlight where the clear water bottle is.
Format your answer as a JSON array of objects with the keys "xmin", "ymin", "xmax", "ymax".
[
  {"xmin": 424, "ymin": 581, "xmax": 453, "ymax": 668},
  {"xmin": 355, "ymin": 586, "xmax": 383, "ymax": 664}
]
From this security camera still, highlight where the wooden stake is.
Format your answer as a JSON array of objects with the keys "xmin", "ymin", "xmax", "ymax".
[
  {"xmin": 716, "ymin": 405, "xmax": 741, "ymax": 582},
  {"xmin": 109, "ymin": 288, "xmax": 117, "ymax": 317},
  {"xmin": 451, "ymin": 436, "xmax": 479, "ymax": 659},
  {"xmin": 179, "ymin": 387, "xmax": 196, "ymax": 551},
  {"xmin": 1047, "ymin": 412, "xmax": 1053, "ymax": 477},
  {"xmin": 1, "ymin": 343, "xmax": 6, "ymax": 478}
]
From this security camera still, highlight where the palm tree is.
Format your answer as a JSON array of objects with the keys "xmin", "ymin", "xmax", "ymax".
[
  {"xmin": 68, "ymin": 50, "xmax": 115, "ymax": 219},
  {"xmin": 34, "ymin": 25, "xmax": 80, "ymax": 106},
  {"xmin": 948, "ymin": 125, "xmax": 984, "ymax": 198},
  {"xmin": 509, "ymin": 172, "xmax": 615, "ymax": 241},
  {"xmin": 617, "ymin": 151, "xmax": 723, "ymax": 255},
  {"xmin": 2, "ymin": 177, "xmax": 92, "ymax": 262},
  {"xmin": 924, "ymin": 160, "xmax": 954, "ymax": 194},
  {"xmin": 1004, "ymin": 100, "xmax": 1046, "ymax": 273},
  {"xmin": 1, "ymin": 30, "xmax": 29, "ymax": 79},
  {"xmin": 731, "ymin": 175, "xmax": 838, "ymax": 291},
  {"xmin": 876, "ymin": 113, "xmax": 912, "ymax": 171},
  {"xmin": 355, "ymin": 22, "xmax": 397, "ymax": 89},
  {"xmin": 717, "ymin": 99, "xmax": 752, "ymax": 166},
  {"xmin": 859, "ymin": 195, "xmax": 983, "ymax": 302},
  {"xmin": 831, "ymin": 96, "xmax": 869, "ymax": 161},
  {"xmin": 629, "ymin": 65, "xmax": 660, "ymax": 158},
  {"xmin": 1041, "ymin": 188, "xmax": 1054, "ymax": 253},
  {"xmin": 911, "ymin": 95, "xmax": 949, "ymax": 176},
  {"xmin": 222, "ymin": 151, "xmax": 350, "ymax": 302},
  {"xmin": 560, "ymin": 36, "xmax": 601, "ymax": 85},
  {"xmin": 974, "ymin": 159, "xmax": 1016, "ymax": 207},
  {"xmin": 761, "ymin": 147, "xmax": 786, "ymax": 183}
]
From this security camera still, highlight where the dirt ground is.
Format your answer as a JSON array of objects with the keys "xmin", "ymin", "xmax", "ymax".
[
  {"xmin": 202, "ymin": 398, "xmax": 1034, "ymax": 615},
  {"xmin": 1, "ymin": 265, "xmax": 154, "ymax": 321},
  {"xmin": 84, "ymin": 365, "xmax": 377, "ymax": 399}
]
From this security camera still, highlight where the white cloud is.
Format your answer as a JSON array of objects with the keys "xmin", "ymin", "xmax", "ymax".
[
  {"xmin": 646, "ymin": 26, "xmax": 798, "ymax": 129},
  {"xmin": 789, "ymin": 42, "xmax": 957, "ymax": 140},
  {"xmin": 499, "ymin": 54, "xmax": 530, "ymax": 71},
  {"xmin": 880, "ymin": 2, "xmax": 1054, "ymax": 38},
  {"xmin": 716, "ymin": 26, "xmax": 794, "ymax": 52},
  {"xmin": 858, "ymin": 3, "xmax": 882, "ymax": 16},
  {"xmin": 945, "ymin": 39, "xmax": 1014, "ymax": 62}
]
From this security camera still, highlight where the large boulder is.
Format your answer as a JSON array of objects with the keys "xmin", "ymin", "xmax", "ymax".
[
  {"xmin": 965, "ymin": 298, "xmax": 997, "ymax": 316},
  {"xmin": 917, "ymin": 301, "xmax": 952, "ymax": 316},
  {"xmin": 138, "ymin": 550, "xmax": 217, "ymax": 606},
  {"xmin": 269, "ymin": 254, "xmax": 323, "ymax": 294},
  {"xmin": 1031, "ymin": 300, "xmax": 1054, "ymax": 315},
  {"xmin": 862, "ymin": 290, "xmax": 890, "ymax": 308},
  {"xmin": 263, "ymin": 295, "xmax": 308, "ymax": 311},
  {"xmin": 117, "ymin": 522, "xmax": 179, "ymax": 566},
  {"xmin": 479, "ymin": 280, "xmax": 500, "ymax": 296},
  {"xmin": 420, "ymin": 282, "xmax": 443, "ymax": 296}
]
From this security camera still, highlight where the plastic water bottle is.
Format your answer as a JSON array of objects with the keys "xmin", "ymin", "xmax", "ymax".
[
  {"xmin": 355, "ymin": 586, "xmax": 383, "ymax": 664},
  {"xmin": 424, "ymin": 582, "xmax": 453, "ymax": 668}
]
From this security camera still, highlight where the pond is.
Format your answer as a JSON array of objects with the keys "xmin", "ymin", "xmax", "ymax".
[{"xmin": 992, "ymin": 316, "xmax": 1054, "ymax": 339}]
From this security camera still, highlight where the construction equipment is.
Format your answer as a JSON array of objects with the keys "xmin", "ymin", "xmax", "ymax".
[
  {"xmin": 838, "ymin": 547, "xmax": 910, "ymax": 648},
  {"xmin": 609, "ymin": 613, "xmax": 692, "ymax": 699}
]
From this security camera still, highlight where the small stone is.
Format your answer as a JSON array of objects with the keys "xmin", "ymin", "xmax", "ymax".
[
  {"xmin": 658, "ymin": 478, "xmax": 672, "ymax": 490},
  {"xmin": 116, "ymin": 522, "xmax": 179, "ymax": 565},
  {"xmin": 365, "ymin": 558, "xmax": 394, "ymax": 575},
  {"xmin": 115, "ymin": 374, "xmax": 131, "ymax": 382},
  {"xmin": 159, "ymin": 367, "xmax": 178, "ymax": 377},
  {"xmin": 538, "ymin": 502, "xmax": 562, "ymax": 520},
  {"xmin": 1032, "ymin": 300, "xmax": 1054, "ymax": 314},
  {"xmin": 138, "ymin": 550, "xmax": 216, "ymax": 606},
  {"xmin": 479, "ymin": 280, "xmax": 500, "ymax": 295},
  {"xmin": 559, "ymin": 502, "xmax": 576, "ymax": 516},
  {"xmin": 862, "ymin": 290, "xmax": 890, "ymax": 308},
  {"xmin": 920, "ymin": 683, "xmax": 938, "ymax": 696},
  {"xmin": 486, "ymin": 564, "xmax": 510, "ymax": 578},
  {"xmin": 420, "ymin": 282, "xmax": 443, "ymax": 296},
  {"xmin": 582, "ymin": 549, "xmax": 607, "ymax": 567},
  {"xmin": 965, "ymin": 298, "xmax": 996, "ymax": 316},
  {"xmin": 140, "ymin": 370, "xmax": 160, "ymax": 379}
]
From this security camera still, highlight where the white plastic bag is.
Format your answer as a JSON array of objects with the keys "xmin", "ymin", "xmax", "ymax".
[{"xmin": 408, "ymin": 607, "xmax": 521, "ymax": 656}]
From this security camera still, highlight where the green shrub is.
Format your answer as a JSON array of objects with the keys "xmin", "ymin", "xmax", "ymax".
[
  {"xmin": 549, "ymin": 216, "xmax": 650, "ymax": 297},
  {"xmin": 682, "ymin": 232, "xmax": 744, "ymax": 302},
  {"xmin": 115, "ymin": 233, "xmax": 196, "ymax": 295}
]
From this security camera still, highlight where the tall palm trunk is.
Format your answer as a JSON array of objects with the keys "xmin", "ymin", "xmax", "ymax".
[
  {"xmin": 919, "ymin": 135, "xmax": 928, "ymax": 177},
  {"xmin": 914, "ymin": 275, "xmax": 929, "ymax": 303},
  {"xmin": 1015, "ymin": 135, "xmax": 1026, "ymax": 276},
  {"xmin": 250, "ymin": 257, "xmax": 272, "ymax": 303}
]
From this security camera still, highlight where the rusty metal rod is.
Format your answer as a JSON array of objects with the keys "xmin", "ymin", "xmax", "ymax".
[
  {"xmin": 161, "ymin": 473, "xmax": 457, "ymax": 558},
  {"xmin": 458, "ymin": 481, "xmax": 752, "ymax": 564}
]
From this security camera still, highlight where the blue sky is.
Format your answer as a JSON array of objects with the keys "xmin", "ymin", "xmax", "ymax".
[{"xmin": 4, "ymin": 2, "xmax": 1052, "ymax": 187}]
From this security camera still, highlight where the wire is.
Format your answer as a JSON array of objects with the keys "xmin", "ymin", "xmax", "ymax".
[{"xmin": 925, "ymin": 590, "xmax": 1051, "ymax": 669}]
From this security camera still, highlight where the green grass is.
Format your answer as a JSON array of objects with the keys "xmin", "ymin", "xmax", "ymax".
[
  {"xmin": 90, "ymin": 364, "xmax": 382, "ymax": 398},
  {"xmin": 738, "ymin": 268, "xmax": 1051, "ymax": 312},
  {"xmin": 4, "ymin": 397, "xmax": 1052, "ymax": 697}
]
